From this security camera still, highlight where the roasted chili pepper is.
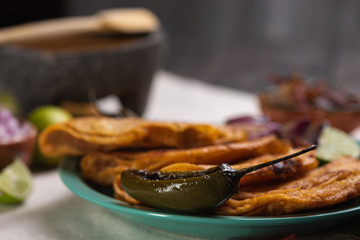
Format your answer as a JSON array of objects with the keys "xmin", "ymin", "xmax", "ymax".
[{"xmin": 121, "ymin": 145, "xmax": 316, "ymax": 213}]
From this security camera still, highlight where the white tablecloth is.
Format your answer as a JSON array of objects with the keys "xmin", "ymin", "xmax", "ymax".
[{"xmin": 0, "ymin": 71, "xmax": 260, "ymax": 240}]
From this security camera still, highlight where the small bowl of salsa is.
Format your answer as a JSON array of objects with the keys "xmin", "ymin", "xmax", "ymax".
[{"xmin": 259, "ymin": 74, "xmax": 360, "ymax": 133}]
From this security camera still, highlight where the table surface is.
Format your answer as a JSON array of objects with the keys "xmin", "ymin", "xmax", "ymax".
[{"xmin": 1, "ymin": 71, "xmax": 360, "ymax": 240}]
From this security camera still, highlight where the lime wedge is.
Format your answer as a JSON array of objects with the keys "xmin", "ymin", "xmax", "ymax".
[
  {"xmin": 0, "ymin": 159, "xmax": 32, "ymax": 204},
  {"xmin": 316, "ymin": 126, "xmax": 360, "ymax": 162}
]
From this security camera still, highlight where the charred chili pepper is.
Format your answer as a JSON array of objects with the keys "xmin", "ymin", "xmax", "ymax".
[{"xmin": 121, "ymin": 145, "xmax": 316, "ymax": 213}]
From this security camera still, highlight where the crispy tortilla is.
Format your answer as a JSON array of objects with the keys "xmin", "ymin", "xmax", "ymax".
[
  {"xmin": 39, "ymin": 117, "xmax": 246, "ymax": 157},
  {"xmin": 114, "ymin": 157, "xmax": 360, "ymax": 215},
  {"xmin": 161, "ymin": 150, "xmax": 318, "ymax": 186},
  {"xmin": 214, "ymin": 156, "xmax": 360, "ymax": 216},
  {"xmin": 81, "ymin": 135, "xmax": 296, "ymax": 186},
  {"xmin": 112, "ymin": 149, "xmax": 318, "ymax": 207}
]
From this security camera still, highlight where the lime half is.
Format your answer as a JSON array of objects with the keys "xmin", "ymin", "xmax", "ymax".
[
  {"xmin": 317, "ymin": 126, "xmax": 360, "ymax": 162},
  {"xmin": 27, "ymin": 105, "xmax": 72, "ymax": 132},
  {"xmin": 0, "ymin": 159, "xmax": 32, "ymax": 204},
  {"xmin": 27, "ymin": 105, "xmax": 72, "ymax": 167}
]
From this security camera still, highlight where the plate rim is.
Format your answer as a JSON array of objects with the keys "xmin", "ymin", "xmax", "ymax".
[{"xmin": 59, "ymin": 157, "xmax": 360, "ymax": 227}]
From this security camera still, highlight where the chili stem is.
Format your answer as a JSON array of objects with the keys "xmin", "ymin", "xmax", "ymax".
[{"xmin": 240, "ymin": 145, "xmax": 317, "ymax": 175}]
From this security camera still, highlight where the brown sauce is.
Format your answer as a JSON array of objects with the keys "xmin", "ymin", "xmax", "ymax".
[{"xmin": 8, "ymin": 33, "xmax": 143, "ymax": 52}]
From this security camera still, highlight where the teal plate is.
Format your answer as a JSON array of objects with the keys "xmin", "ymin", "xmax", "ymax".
[{"xmin": 59, "ymin": 157, "xmax": 360, "ymax": 239}]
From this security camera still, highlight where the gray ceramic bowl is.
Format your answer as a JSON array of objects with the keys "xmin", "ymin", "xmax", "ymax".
[{"xmin": 0, "ymin": 30, "xmax": 165, "ymax": 116}]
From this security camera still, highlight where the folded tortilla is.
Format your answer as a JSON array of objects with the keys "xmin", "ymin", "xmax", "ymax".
[
  {"xmin": 38, "ymin": 117, "xmax": 246, "ymax": 157},
  {"xmin": 214, "ymin": 156, "xmax": 360, "ymax": 216},
  {"xmin": 81, "ymin": 135, "xmax": 299, "ymax": 186}
]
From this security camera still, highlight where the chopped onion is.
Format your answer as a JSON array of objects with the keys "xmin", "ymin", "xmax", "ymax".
[
  {"xmin": 0, "ymin": 107, "xmax": 32, "ymax": 143},
  {"xmin": 227, "ymin": 115, "xmax": 325, "ymax": 146}
]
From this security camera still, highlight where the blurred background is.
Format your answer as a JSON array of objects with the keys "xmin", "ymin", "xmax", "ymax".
[{"xmin": 0, "ymin": 0, "xmax": 359, "ymax": 92}]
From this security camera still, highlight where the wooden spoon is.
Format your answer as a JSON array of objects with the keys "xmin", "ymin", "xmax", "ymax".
[{"xmin": 0, "ymin": 8, "xmax": 160, "ymax": 44}]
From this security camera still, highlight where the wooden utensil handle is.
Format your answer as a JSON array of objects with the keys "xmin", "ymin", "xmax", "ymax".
[{"xmin": 0, "ymin": 8, "xmax": 159, "ymax": 44}]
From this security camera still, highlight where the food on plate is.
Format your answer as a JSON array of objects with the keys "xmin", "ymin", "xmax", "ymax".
[
  {"xmin": 316, "ymin": 126, "xmax": 360, "ymax": 162},
  {"xmin": 214, "ymin": 156, "xmax": 360, "ymax": 216},
  {"xmin": 226, "ymin": 115, "xmax": 326, "ymax": 147},
  {"xmin": 114, "ymin": 145, "xmax": 317, "ymax": 209},
  {"xmin": 39, "ymin": 116, "xmax": 360, "ymax": 216},
  {"xmin": 259, "ymin": 74, "xmax": 360, "ymax": 132},
  {"xmin": 120, "ymin": 146, "xmax": 316, "ymax": 212},
  {"xmin": 38, "ymin": 117, "xmax": 246, "ymax": 157},
  {"xmin": 226, "ymin": 116, "xmax": 281, "ymax": 140},
  {"xmin": 278, "ymin": 117, "xmax": 325, "ymax": 146},
  {"xmin": 160, "ymin": 149, "xmax": 317, "ymax": 186},
  {"xmin": 80, "ymin": 135, "xmax": 305, "ymax": 186}
]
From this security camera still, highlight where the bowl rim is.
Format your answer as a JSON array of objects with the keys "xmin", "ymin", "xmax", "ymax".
[
  {"xmin": 0, "ymin": 120, "xmax": 37, "ymax": 146},
  {"xmin": 258, "ymin": 94, "xmax": 360, "ymax": 114},
  {"xmin": 0, "ymin": 29, "xmax": 165, "ymax": 56}
]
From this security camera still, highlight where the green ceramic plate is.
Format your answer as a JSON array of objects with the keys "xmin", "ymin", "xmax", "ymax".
[{"xmin": 59, "ymin": 157, "xmax": 360, "ymax": 239}]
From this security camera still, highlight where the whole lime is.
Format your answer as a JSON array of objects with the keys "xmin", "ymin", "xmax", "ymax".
[
  {"xmin": 33, "ymin": 145, "xmax": 62, "ymax": 167},
  {"xmin": 27, "ymin": 105, "xmax": 72, "ymax": 131},
  {"xmin": 0, "ymin": 91, "xmax": 21, "ymax": 115},
  {"xmin": 27, "ymin": 105, "xmax": 72, "ymax": 167}
]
